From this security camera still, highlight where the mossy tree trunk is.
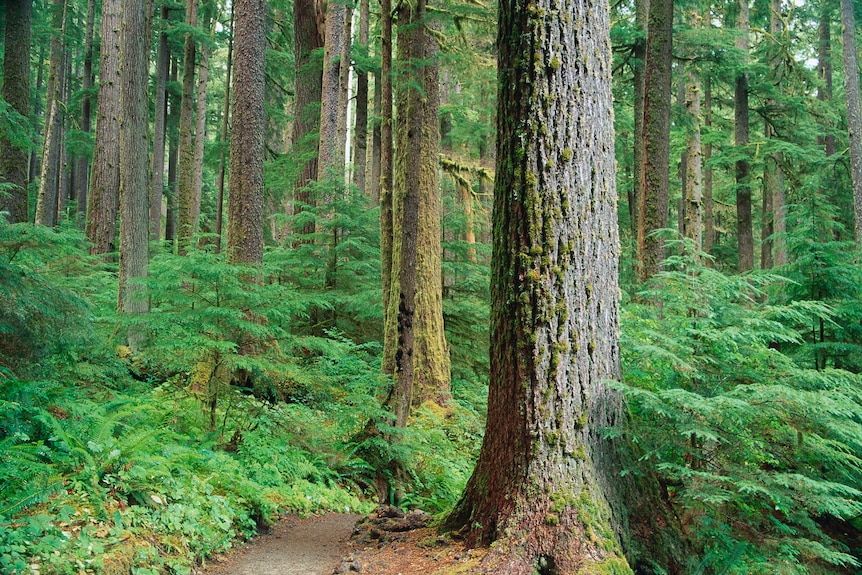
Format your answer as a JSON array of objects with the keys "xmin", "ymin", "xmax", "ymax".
[
  {"xmin": 117, "ymin": 0, "xmax": 152, "ymax": 350},
  {"xmin": 87, "ymin": 0, "xmax": 120, "ymax": 255},
  {"xmin": 317, "ymin": 0, "xmax": 345, "ymax": 181},
  {"xmin": 636, "ymin": 0, "xmax": 671, "ymax": 281},
  {"xmin": 165, "ymin": 56, "xmax": 180, "ymax": 243},
  {"xmin": 380, "ymin": 0, "xmax": 396, "ymax": 375},
  {"xmin": 227, "ymin": 0, "xmax": 267, "ymax": 266},
  {"xmin": 386, "ymin": 0, "xmax": 450, "ymax": 419},
  {"xmin": 446, "ymin": 0, "xmax": 625, "ymax": 564},
  {"xmin": 412, "ymin": 27, "xmax": 451, "ymax": 407},
  {"xmin": 0, "ymin": 0, "xmax": 33, "ymax": 224},
  {"xmin": 444, "ymin": 0, "xmax": 687, "ymax": 569}
]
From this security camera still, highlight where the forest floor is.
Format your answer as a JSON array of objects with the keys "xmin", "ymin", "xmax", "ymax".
[{"xmin": 195, "ymin": 511, "xmax": 487, "ymax": 575}]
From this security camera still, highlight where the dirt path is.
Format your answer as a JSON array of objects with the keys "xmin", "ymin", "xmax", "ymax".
[
  {"xmin": 197, "ymin": 511, "xmax": 483, "ymax": 575},
  {"xmin": 198, "ymin": 513, "xmax": 361, "ymax": 575}
]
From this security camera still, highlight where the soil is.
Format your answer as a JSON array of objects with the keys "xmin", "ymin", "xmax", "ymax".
[{"xmin": 195, "ymin": 512, "xmax": 486, "ymax": 575}]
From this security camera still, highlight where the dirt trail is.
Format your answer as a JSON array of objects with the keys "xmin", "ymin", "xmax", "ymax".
[{"xmin": 198, "ymin": 513, "xmax": 360, "ymax": 575}]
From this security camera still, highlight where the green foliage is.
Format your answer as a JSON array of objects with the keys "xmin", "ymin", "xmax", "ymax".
[{"xmin": 620, "ymin": 245, "xmax": 862, "ymax": 573}]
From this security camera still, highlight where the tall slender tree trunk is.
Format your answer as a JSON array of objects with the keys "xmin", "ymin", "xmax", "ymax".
[
  {"xmin": 35, "ymin": 0, "xmax": 69, "ymax": 227},
  {"xmin": 370, "ymin": 67, "xmax": 382, "ymax": 205},
  {"xmin": 818, "ymin": 0, "xmax": 836, "ymax": 246},
  {"xmin": 177, "ymin": 0, "xmax": 199, "ymax": 252},
  {"xmin": 0, "ymin": 0, "xmax": 33, "ymax": 223},
  {"xmin": 352, "ymin": 0, "xmax": 371, "ymax": 195},
  {"xmin": 762, "ymin": 0, "xmax": 784, "ymax": 270},
  {"xmin": 87, "ymin": 0, "xmax": 120, "ymax": 255},
  {"xmin": 704, "ymin": 76, "xmax": 715, "ymax": 255},
  {"xmin": 685, "ymin": 13, "xmax": 703, "ymax": 254},
  {"xmin": 336, "ymin": 1, "xmax": 353, "ymax": 184},
  {"xmin": 843, "ymin": 0, "xmax": 862, "ymax": 246},
  {"xmin": 735, "ymin": 0, "xmax": 753, "ymax": 271},
  {"xmin": 631, "ymin": 0, "xmax": 648, "ymax": 242},
  {"xmin": 216, "ymin": 6, "xmax": 234, "ymax": 253},
  {"xmin": 56, "ymin": 49, "xmax": 71, "ymax": 220},
  {"xmin": 636, "ymin": 0, "xmax": 672, "ymax": 281},
  {"xmin": 292, "ymin": 0, "xmax": 324, "ymax": 236},
  {"xmin": 227, "ymin": 0, "xmax": 267, "ymax": 265},
  {"xmin": 380, "ymin": 0, "xmax": 396, "ymax": 375},
  {"xmin": 118, "ymin": 0, "xmax": 152, "ymax": 350},
  {"xmin": 151, "ymin": 5, "xmax": 170, "ymax": 241},
  {"xmin": 166, "ymin": 56, "xmax": 180, "ymax": 243},
  {"xmin": 74, "ymin": 0, "xmax": 95, "ymax": 227},
  {"xmin": 193, "ymin": 2, "xmax": 214, "ymax": 232}
]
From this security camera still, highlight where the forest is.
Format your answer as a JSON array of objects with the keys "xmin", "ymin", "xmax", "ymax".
[{"xmin": 3, "ymin": 0, "xmax": 862, "ymax": 572}]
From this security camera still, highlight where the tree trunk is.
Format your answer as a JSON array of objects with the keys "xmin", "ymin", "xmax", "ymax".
[
  {"xmin": 151, "ymin": 5, "xmax": 170, "ymax": 241},
  {"xmin": 74, "ymin": 0, "xmax": 96, "ymax": 228},
  {"xmin": 118, "ymin": 0, "xmax": 152, "ymax": 350},
  {"xmin": 216, "ymin": 5, "xmax": 234, "ymax": 254},
  {"xmin": 317, "ymin": 0, "xmax": 345, "ymax": 181},
  {"xmin": 843, "ymin": 0, "xmax": 862, "ymax": 246},
  {"xmin": 193, "ymin": 2, "xmax": 214, "ymax": 233},
  {"xmin": 336, "ymin": 1, "xmax": 353, "ymax": 185},
  {"xmin": 56, "ymin": 49, "xmax": 70, "ymax": 220},
  {"xmin": 0, "ymin": 0, "xmax": 33, "ymax": 223},
  {"xmin": 445, "ymin": 0, "xmax": 631, "ymax": 567},
  {"xmin": 735, "ymin": 0, "xmax": 753, "ymax": 271},
  {"xmin": 87, "ymin": 0, "xmax": 121, "ymax": 255},
  {"xmin": 380, "ymin": 0, "xmax": 396, "ymax": 375},
  {"xmin": 177, "ymin": 0, "xmax": 199, "ymax": 252},
  {"xmin": 352, "ymin": 0, "xmax": 371, "ymax": 195},
  {"xmin": 413, "ymin": 25, "xmax": 451, "ymax": 407},
  {"xmin": 684, "ymin": 15, "xmax": 703, "ymax": 254},
  {"xmin": 761, "ymin": 0, "xmax": 783, "ymax": 270},
  {"xmin": 631, "ymin": 0, "xmax": 648, "ymax": 242},
  {"xmin": 35, "ymin": 0, "xmax": 68, "ymax": 227},
  {"xmin": 704, "ymin": 76, "xmax": 715, "ymax": 255},
  {"xmin": 166, "ymin": 55, "xmax": 180, "ymax": 243},
  {"xmin": 227, "ymin": 0, "xmax": 267, "ymax": 265},
  {"xmin": 370, "ymin": 67, "xmax": 382, "ymax": 205},
  {"xmin": 636, "ymin": 0, "xmax": 672, "ymax": 281},
  {"xmin": 292, "ymin": 0, "xmax": 324, "ymax": 237}
]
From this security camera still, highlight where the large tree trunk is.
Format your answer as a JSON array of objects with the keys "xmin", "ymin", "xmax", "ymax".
[
  {"xmin": 177, "ymin": 0, "xmax": 199, "ymax": 252},
  {"xmin": 636, "ymin": 0, "xmax": 672, "ymax": 281},
  {"xmin": 35, "ymin": 0, "xmax": 69, "ymax": 227},
  {"xmin": 352, "ymin": 0, "xmax": 371, "ymax": 195},
  {"xmin": 151, "ymin": 5, "xmax": 170, "ymax": 241},
  {"xmin": 117, "ymin": 0, "xmax": 152, "ymax": 350},
  {"xmin": 87, "ymin": 0, "xmax": 121, "ymax": 255},
  {"xmin": 292, "ymin": 0, "xmax": 324, "ymax": 237},
  {"xmin": 0, "ymin": 0, "xmax": 33, "ymax": 223},
  {"xmin": 380, "ymin": 0, "xmax": 396, "ymax": 375},
  {"xmin": 227, "ymin": 0, "xmax": 267, "ymax": 265},
  {"xmin": 412, "ymin": 26, "xmax": 451, "ymax": 407},
  {"xmin": 735, "ymin": 0, "xmax": 753, "ymax": 271},
  {"xmin": 370, "ymin": 67, "xmax": 382, "ymax": 205},
  {"xmin": 445, "ymin": 0, "xmax": 630, "ymax": 567}
]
